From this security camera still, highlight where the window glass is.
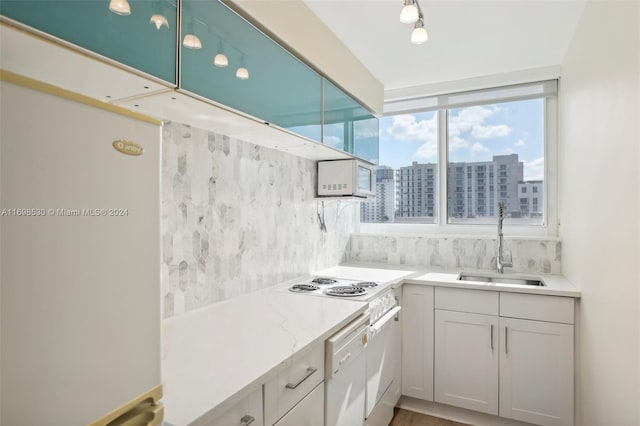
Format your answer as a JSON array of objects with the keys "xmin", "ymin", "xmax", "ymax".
[
  {"xmin": 447, "ymin": 99, "xmax": 544, "ymax": 225},
  {"xmin": 360, "ymin": 111, "xmax": 438, "ymax": 223}
]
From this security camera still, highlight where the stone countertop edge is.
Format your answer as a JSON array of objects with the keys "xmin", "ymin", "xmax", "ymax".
[
  {"xmin": 335, "ymin": 262, "xmax": 581, "ymax": 298},
  {"xmin": 161, "ymin": 288, "xmax": 368, "ymax": 426}
]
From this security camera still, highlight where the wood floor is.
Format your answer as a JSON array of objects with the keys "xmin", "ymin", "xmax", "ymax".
[{"xmin": 390, "ymin": 408, "xmax": 471, "ymax": 426}]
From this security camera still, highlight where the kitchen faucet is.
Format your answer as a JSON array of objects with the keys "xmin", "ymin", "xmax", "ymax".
[{"xmin": 496, "ymin": 201, "xmax": 512, "ymax": 273}]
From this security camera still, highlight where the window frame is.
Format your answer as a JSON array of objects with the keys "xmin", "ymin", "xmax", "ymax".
[{"xmin": 357, "ymin": 82, "xmax": 558, "ymax": 237}]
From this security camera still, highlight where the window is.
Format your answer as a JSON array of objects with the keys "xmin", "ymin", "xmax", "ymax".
[{"xmin": 360, "ymin": 80, "xmax": 556, "ymax": 233}]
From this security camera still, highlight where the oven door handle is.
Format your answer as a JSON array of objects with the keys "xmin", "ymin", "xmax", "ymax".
[{"xmin": 370, "ymin": 306, "xmax": 402, "ymax": 334}]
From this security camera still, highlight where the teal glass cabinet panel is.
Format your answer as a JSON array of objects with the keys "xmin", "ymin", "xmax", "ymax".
[
  {"xmin": 180, "ymin": 0, "xmax": 322, "ymax": 142},
  {"xmin": 323, "ymin": 79, "xmax": 379, "ymax": 164},
  {"xmin": 0, "ymin": 0, "xmax": 178, "ymax": 84}
]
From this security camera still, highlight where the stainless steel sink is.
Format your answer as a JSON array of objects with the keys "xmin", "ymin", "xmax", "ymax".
[{"xmin": 457, "ymin": 273, "xmax": 545, "ymax": 287}]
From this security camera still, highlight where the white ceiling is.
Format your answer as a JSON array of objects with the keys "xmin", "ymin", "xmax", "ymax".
[{"xmin": 303, "ymin": 0, "xmax": 587, "ymax": 93}]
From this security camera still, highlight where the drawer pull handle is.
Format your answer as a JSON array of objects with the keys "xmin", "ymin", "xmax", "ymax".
[
  {"xmin": 240, "ymin": 414, "xmax": 255, "ymax": 425},
  {"xmin": 285, "ymin": 366, "xmax": 317, "ymax": 390},
  {"xmin": 505, "ymin": 326, "xmax": 509, "ymax": 355}
]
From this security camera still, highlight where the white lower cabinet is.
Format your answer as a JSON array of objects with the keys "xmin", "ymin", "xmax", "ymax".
[
  {"xmin": 426, "ymin": 287, "xmax": 575, "ymax": 426},
  {"xmin": 499, "ymin": 317, "xmax": 574, "ymax": 426},
  {"xmin": 264, "ymin": 341, "xmax": 324, "ymax": 426},
  {"xmin": 401, "ymin": 284, "xmax": 434, "ymax": 401},
  {"xmin": 200, "ymin": 387, "xmax": 264, "ymax": 426},
  {"xmin": 273, "ymin": 383, "xmax": 324, "ymax": 426},
  {"xmin": 434, "ymin": 309, "xmax": 499, "ymax": 415}
]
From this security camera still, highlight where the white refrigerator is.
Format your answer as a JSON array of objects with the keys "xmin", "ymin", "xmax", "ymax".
[{"xmin": 1, "ymin": 79, "xmax": 162, "ymax": 425}]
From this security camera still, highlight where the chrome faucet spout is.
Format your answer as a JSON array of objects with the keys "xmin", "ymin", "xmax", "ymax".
[{"xmin": 496, "ymin": 201, "xmax": 512, "ymax": 273}]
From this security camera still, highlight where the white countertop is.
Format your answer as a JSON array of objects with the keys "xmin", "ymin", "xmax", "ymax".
[
  {"xmin": 404, "ymin": 271, "xmax": 580, "ymax": 297},
  {"xmin": 162, "ymin": 263, "xmax": 579, "ymax": 425},
  {"xmin": 162, "ymin": 287, "xmax": 367, "ymax": 425}
]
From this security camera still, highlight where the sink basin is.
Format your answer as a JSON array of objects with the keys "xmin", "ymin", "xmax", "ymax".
[{"xmin": 457, "ymin": 273, "xmax": 545, "ymax": 287}]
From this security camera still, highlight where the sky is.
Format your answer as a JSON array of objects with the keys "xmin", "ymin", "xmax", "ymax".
[{"xmin": 379, "ymin": 98, "xmax": 545, "ymax": 181}]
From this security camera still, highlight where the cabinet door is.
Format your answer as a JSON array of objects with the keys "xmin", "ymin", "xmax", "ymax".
[
  {"xmin": 401, "ymin": 285, "xmax": 434, "ymax": 401},
  {"xmin": 0, "ymin": 0, "xmax": 177, "ymax": 83},
  {"xmin": 274, "ymin": 383, "xmax": 324, "ymax": 426},
  {"xmin": 434, "ymin": 310, "xmax": 499, "ymax": 414},
  {"xmin": 499, "ymin": 318, "xmax": 574, "ymax": 426},
  {"xmin": 323, "ymin": 79, "xmax": 379, "ymax": 162},
  {"xmin": 180, "ymin": 0, "xmax": 322, "ymax": 141}
]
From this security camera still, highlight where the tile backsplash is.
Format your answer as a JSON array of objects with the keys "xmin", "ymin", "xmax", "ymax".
[
  {"xmin": 161, "ymin": 122, "xmax": 357, "ymax": 318},
  {"xmin": 346, "ymin": 234, "xmax": 561, "ymax": 274}
]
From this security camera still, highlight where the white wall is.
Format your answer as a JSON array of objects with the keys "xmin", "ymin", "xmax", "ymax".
[{"xmin": 558, "ymin": 2, "xmax": 640, "ymax": 425}]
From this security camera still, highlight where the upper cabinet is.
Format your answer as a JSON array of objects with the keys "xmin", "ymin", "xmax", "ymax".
[
  {"xmin": 323, "ymin": 79, "xmax": 379, "ymax": 164},
  {"xmin": 180, "ymin": 0, "xmax": 322, "ymax": 142},
  {"xmin": 0, "ymin": 0, "xmax": 178, "ymax": 84}
]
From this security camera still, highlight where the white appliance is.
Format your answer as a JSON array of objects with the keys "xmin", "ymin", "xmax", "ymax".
[
  {"xmin": 286, "ymin": 275, "xmax": 401, "ymax": 426},
  {"xmin": 0, "ymin": 80, "xmax": 162, "ymax": 424},
  {"xmin": 325, "ymin": 313, "xmax": 370, "ymax": 426},
  {"xmin": 317, "ymin": 159, "xmax": 376, "ymax": 199}
]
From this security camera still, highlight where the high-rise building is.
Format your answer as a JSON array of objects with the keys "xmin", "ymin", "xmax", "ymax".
[
  {"xmin": 447, "ymin": 154, "xmax": 523, "ymax": 219},
  {"xmin": 361, "ymin": 166, "xmax": 395, "ymax": 223},
  {"xmin": 396, "ymin": 162, "xmax": 438, "ymax": 222}
]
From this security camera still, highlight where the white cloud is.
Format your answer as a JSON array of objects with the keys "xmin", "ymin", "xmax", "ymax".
[
  {"xmin": 387, "ymin": 114, "xmax": 437, "ymax": 142},
  {"xmin": 448, "ymin": 106, "xmax": 511, "ymax": 155},
  {"xmin": 472, "ymin": 124, "xmax": 511, "ymax": 139},
  {"xmin": 515, "ymin": 139, "xmax": 526, "ymax": 147},
  {"xmin": 524, "ymin": 157, "xmax": 544, "ymax": 181},
  {"xmin": 387, "ymin": 114, "xmax": 438, "ymax": 161}
]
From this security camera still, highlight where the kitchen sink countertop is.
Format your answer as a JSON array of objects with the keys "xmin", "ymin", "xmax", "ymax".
[
  {"xmin": 404, "ymin": 271, "xmax": 580, "ymax": 297},
  {"xmin": 162, "ymin": 286, "xmax": 367, "ymax": 425}
]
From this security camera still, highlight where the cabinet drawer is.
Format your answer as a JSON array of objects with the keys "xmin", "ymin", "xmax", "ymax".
[
  {"xmin": 435, "ymin": 287, "xmax": 499, "ymax": 315},
  {"xmin": 273, "ymin": 383, "xmax": 324, "ymax": 426},
  {"xmin": 196, "ymin": 387, "xmax": 263, "ymax": 426},
  {"xmin": 500, "ymin": 293, "xmax": 574, "ymax": 324},
  {"xmin": 264, "ymin": 341, "xmax": 324, "ymax": 425}
]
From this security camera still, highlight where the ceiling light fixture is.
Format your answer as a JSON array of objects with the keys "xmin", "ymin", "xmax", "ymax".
[
  {"xmin": 214, "ymin": 42, "xmax": 229, "ymax": 67},
  {"xmin": 401, "ymin": 0, "xmax": 428, "ymax": 44},
  {"xmin": 399, "ymin": 0, "xmax": 419, "ymax": 24},
  {"xmin": 411, "ymin": 16, "xmax": 428, "ymax": 44},
  {"xmin": 109, "ymin": 0, "xmax": 131, "ymax": 16}
]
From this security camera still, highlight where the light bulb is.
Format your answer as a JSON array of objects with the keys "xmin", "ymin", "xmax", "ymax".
[
  {"xmin": 411, "ymin": 22, "xmax": 428, "ymax": 44},
  {"xmin": 214, "ymin": 53, "xmax": 229, "ymax": 67},
  {"xmin": 236, "ymin": 67, "xmax": 249, "ymax": 80},
  {"xmin": 400, "ymin": 2, "xmax": 419, "ymax": 24},
  {"xmin": 109, "ymin": 0, "xmax": 131, "ymax": 16},
  {"xmin": 183, "ymin": 34, "xmax": 202, "ymax": 49},
  {"xmin": 150, "ymin": 14, "xmax": 169, "ymax": 30}
]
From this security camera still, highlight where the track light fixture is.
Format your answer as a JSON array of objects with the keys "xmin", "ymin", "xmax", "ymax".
[
  {"xmin": 399, "ymin": 0, "xmax": 419, "ymax": 24},
  {"xmin": 400, "ymin": 0, "xmax": 428, "ymax": 44},
  {"xmin": 411, "ymin": 15, "xmax": 428, "ymax": 44}
]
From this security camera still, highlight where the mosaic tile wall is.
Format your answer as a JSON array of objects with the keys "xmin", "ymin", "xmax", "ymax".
[
  {"xmin": 346, "ymin": 234, "xmax": 562, "ymax": 274},
  {"xmin": 161, "ymin": 122, "xmax": 357, "ymax": 318}
]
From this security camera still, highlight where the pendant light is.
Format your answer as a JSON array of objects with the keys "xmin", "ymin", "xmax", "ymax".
[
  {"xmin": 214, "ymin": 42, "xmax": 229, "ymax": 67},
  {"xmin": 411, "ymin": 17, "xmax": 428, "ymax": 44},
  {"xmin": 399, "ymin": 0, "xmax": 419, "ymax": 24},
  {"xmin": 109, "ymin": 0, "xmax": 131, "ymax": 16}
]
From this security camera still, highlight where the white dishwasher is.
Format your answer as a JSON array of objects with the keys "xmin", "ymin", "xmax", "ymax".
[{"xmin": 325, "ymin": 314, "xmax": 370, "ymax": 426}]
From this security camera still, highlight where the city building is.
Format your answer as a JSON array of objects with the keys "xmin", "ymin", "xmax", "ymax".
[
  {"xmin": 396, "ymin": 162, "xmax": 438, "ymax": 222},
  {"xmin": 517, "ymin": 180, "xmax": 544, "ymax": 217},
  {"xmin": 361, "ymin": 165, "xmax": 396, "ymax": 223}
]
